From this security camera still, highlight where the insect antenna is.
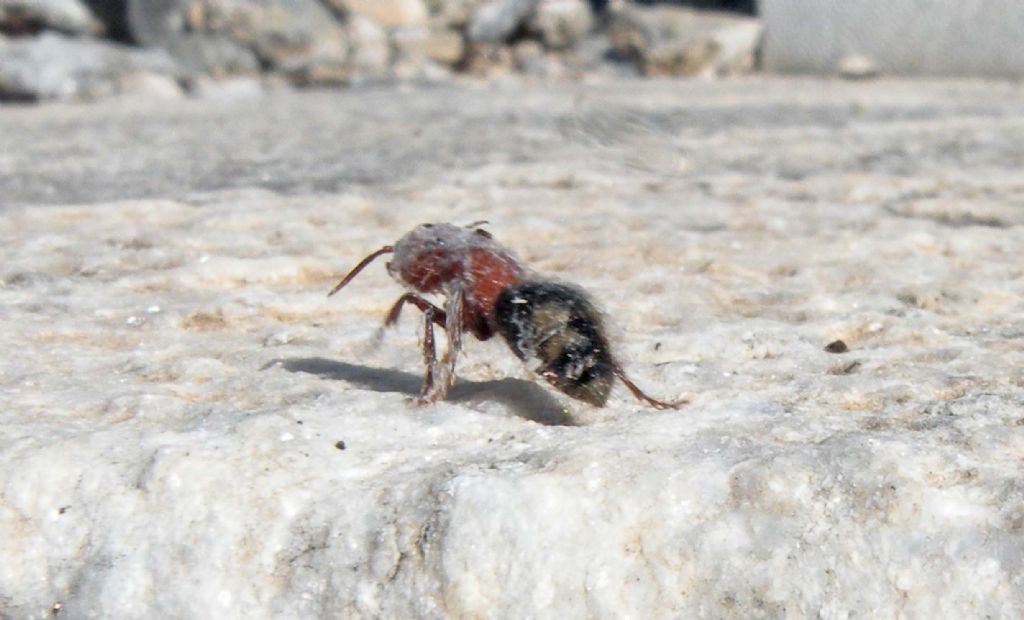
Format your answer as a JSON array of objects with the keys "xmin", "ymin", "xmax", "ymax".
[
  {"xmin": 612, "ymin": 363, "xmax": 688, "ymax": 410},
  {"xmin": 464, "ymin": 220, "xmax": 493, "ymax": 238},
  {"xmin": 327, "ymin": 245, "xmax": 394, "ymax": 297}
]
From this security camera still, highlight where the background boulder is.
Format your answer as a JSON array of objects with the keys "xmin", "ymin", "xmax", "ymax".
[
  {"xmin": 0, "ymin": 31, "xmax": 181, "ymax": 101},
  {"xmin": 608, "ymin": 2, "xmax": 761, "ymax": 76},
  {"xmin": 0, "ymin": 0, "xmax": 101, "ymax": 36}
]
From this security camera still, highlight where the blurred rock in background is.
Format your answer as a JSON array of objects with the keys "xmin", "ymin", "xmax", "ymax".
[
  {"xmin": 607, "ymin": 1, "xmax": 760, "ymax": 77},
  {"xmin": 126, "ymin": 0, "xmax": 350, "ymax": 84},
  {"xmin": 0, "ymin": 31, "xmax": 183, "ymax": 101},
  {"xmin": 5, "ymin": 0, "xmax": 1023, "ymax": 102},
  {"xmin": 0, "ymin": 0, "xmax": 767, "ymax": 102},
  {"xmin": 0, "ymin": 0, "xmax": 103, "ymax": 36}
]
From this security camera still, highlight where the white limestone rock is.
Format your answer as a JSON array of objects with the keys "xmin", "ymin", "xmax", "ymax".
[{"xmin": 1, "ymin": 78, "xmax": 1023, "ymax": 618}]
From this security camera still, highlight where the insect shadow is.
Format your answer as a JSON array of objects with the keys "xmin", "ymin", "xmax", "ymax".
[{"xmin": 270, "ymin": 357, "xmax": 577, "ymax": 427}]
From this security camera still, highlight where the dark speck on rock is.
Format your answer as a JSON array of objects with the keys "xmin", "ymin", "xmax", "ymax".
[
  {"xmin": 825, "ymin": 339, "xmax": 849, "ymax": 353},
  {"xmin": 334, "ymin": 440, "xmax": 346, "ymax": 450}
]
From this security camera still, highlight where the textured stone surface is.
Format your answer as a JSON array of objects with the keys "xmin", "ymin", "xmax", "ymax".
[{"xmin": 2, "ymin": 79, "xmax": 1024, "ymax": 617}]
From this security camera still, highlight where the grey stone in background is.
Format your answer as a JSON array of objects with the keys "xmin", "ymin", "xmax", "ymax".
[
  {"xmin": 467, "ymin": 0, "xmax": 539, "ymax": 43},
  {"xmin": 837, "ymin": 53, "xmax": 880, "ymax": 81},
  {"xmin": 511, "ymin": 38, "xmax": 547, "ymax": 75},
  {"xmin": 341, "ymin": 0, "xmax": 456, "ymax": 81},
  {"xmin": 336, "ymin": 0, "xmax": 428, "ymax": 28},
  {"xmin": 527, "ymin": 0, "xmax": 593, "ymax": 50},
  {"xmin": 423, "ymin": 23, "xmax": 464, "ymax": 66},
  {"xmin": 0, "ymin": 31, "xmax": 182, "ymax": 101},
  {"xmin": 426, "ymin": 0, "xmax": 483, "ymax": 28},
  {"xmin": 462, "ymin": 0, "xmax": 599, "ymax": 77},
  {"xmin": 126, "ymin": 0, "xmax": 349, "ymax": 83},
  {"xmin": 623, "ymin": 0, "xmax": 755, "ymax": 11},
  {"xmin": 389, "ymin": 24, "xmax": 432, "ymax": 79},
  {"xmin": 8, "ymin": 0, "xmax": 1024, "ymax": 103},
  {"xmin": 124, "ymin": 0, "xmax": 186, "ymax": 47},
  {"xmin": 0, "ymin": 0, "xmax": 101, "ymax": 35},
  {"xmin": 607, "ymin": 2, "xmax": 761, "ymax": 76},
  {"xmin": 345, "ymin": 14, "xmax": 391, "ymax": 80},
  {"xmin": 0, "ymin": 0, "xmax": 777, "ymax": 102},
  {"xmin": 158, "ymin": 32, "xmax": 260, "ymax": 78},
  {"xmin": 760, "ymin": 0, "xmax": 1024, "ymax": 78}
]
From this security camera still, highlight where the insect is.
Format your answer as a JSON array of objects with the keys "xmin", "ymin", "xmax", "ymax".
[{"xmin": 327, "ymin": 223, "xmax": 685, "ymax": 409}]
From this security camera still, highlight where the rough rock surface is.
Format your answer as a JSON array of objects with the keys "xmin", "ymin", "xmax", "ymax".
[{"xmin": 2, "ymin": 78, "xmax": 1024, "ymax": 618}]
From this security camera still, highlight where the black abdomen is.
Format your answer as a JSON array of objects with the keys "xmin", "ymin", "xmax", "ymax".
[{"xmin": 493, "ymin": 282, "xmax": 615, "ymax": 406}]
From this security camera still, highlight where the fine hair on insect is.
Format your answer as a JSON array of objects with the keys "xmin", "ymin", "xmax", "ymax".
[{"xmin": 327, "ymin": 222, "xmax": 685, "ymax": 409}]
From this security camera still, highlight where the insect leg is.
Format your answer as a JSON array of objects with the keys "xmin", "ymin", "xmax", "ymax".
[
  {"xmin": 370, "ymin": 293, "xmax": 447, "ymax": 352},
  {"xmin": 383, "ymin": 293, "xmax": 446, "ymax": 328},
  {"xmin": 441, "ymin": 287, "xmax": 465, "ymax": 390},
  {"xmin": 418, "ymin": 287, "xmax": 465, "ymax": 404},
  {"xmin": 419, "ymin": 307, "xmax": 439, "ymax": 398},
  {"xmin": 612, "ymin": 362, "xmax": 688, "ymax": 410}
]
